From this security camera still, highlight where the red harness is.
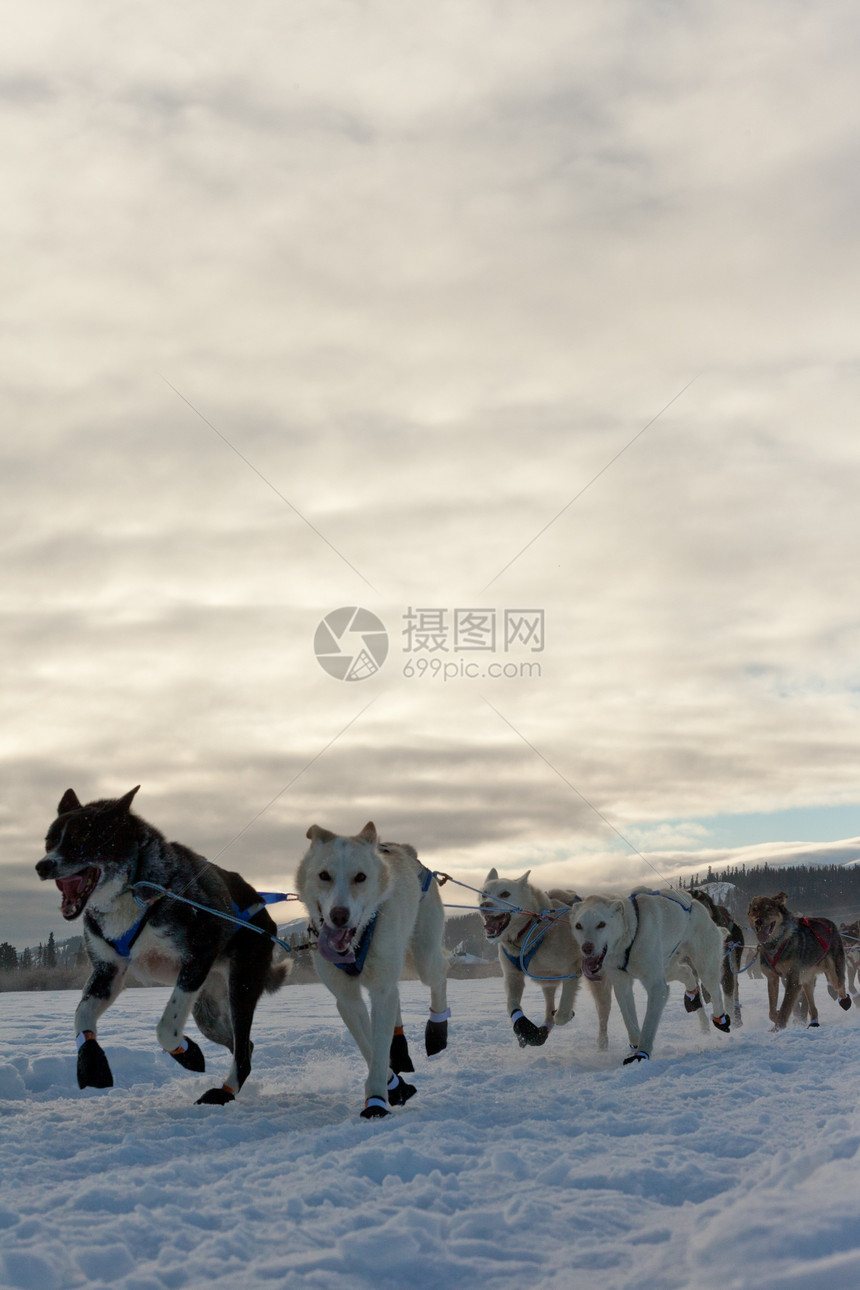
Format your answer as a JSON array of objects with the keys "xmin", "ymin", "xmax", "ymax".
[{"xmin": 761, "ymin": 917, "xmax": 832, "ymax": 970}]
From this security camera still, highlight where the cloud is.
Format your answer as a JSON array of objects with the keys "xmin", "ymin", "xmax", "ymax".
[{"xmin": 4, "ymin": 1, "xmax": 860, "ymax": 945}]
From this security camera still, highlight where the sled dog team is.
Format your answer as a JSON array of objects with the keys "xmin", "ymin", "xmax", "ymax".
[{"xmin": 35, "ymin": 788, "xmax": 853, "ymax": 1116}]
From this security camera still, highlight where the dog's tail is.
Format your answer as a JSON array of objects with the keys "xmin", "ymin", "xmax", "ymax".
[{"xmin": 265, "ymin": 954, "xmax": 292, "ymax": 992}]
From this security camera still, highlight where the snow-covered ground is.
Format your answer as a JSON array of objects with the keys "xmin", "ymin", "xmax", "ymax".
[{"xmin": 2, "ymin": 973, "xmax": 859, "ymax": 1290}]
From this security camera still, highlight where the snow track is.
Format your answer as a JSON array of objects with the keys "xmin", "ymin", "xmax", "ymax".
[{"xmin": 1, "ymin": 978, "xmax": 859, "ymax": 1289}]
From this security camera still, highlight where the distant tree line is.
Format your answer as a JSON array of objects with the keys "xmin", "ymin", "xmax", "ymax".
[
  {"xmin": 23, "ymin": 872, "xmax": 858, "ymax": 993},
  {"xmin": 0, "ymin": 913, "xmax": 502, "ymax": 992},
  {"xmin": 682, "ymin": 862, "xmax": 860, "ymax": 918},
  {"xmin": 0, "ymin": 932, "xmax": 87, "ymax": 973},
  {"xmin": 0, "ymin": 933, "xmax": 91, "ymax": 991}
]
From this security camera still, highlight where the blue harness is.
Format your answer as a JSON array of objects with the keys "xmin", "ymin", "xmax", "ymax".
[
  {"xmin": 619, "ymin": 894, "xmax": 640, "ymax": 972},
  {"xmin": 618, "ymin": 890, "xmax": 693, "ymax": 973},
  {"xmin": 89, "ymin": 889, "xmax": 291, "ymax": 960},
  {"xmin": 330, "ymin": 861, "xmax": 434, "ymax": 977},
  {"xmin": 231, "ymin": 892, "xmax": 289, "ymax": 922},
  {"xmin": 85, "ymin": 910, "xmax": 150, "ymax": 959},
  {"xmin": 502, "ymin": 921, "xmax": 547, "ymax": 973},
  {"xmin": 107, "ymin": 914, "xmax": 148, "ymax": 958},
  {"xmin": 332, "ymin": 913, "xmax": 378, "ymax": 977}
]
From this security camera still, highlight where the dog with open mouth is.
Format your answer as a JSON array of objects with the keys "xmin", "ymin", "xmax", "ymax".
[
  {"xmin": 36, "ymin": 786, "xmax": 288, "ymax": 1102},
  {"xmin": 296, "ymin": 821, "xmax": 449, "ymax": 1119},
  {"xmin": 480, "ymin": 868, "xmax": 612, "ymax": 1050},
  {"xmin": 569, "ymin": 888, "xmax": 732, "ymax": 1064},
  {"xmin": 748, "ymin": 892, "xmax": 851, "ymax": 1030}
]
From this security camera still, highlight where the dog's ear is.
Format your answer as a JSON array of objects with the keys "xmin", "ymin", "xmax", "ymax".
[
  {"xmin": 306, "ymin": 825, "xmax": 335, "ymax": 845},
  {"xmin": 357, "ymin": 821, "xmax": 378, "ymax": 845},
  {"xmin": 774, "ymin": 892, "xmax": 788, "ymax": 906},
  {"xmin": 114, "ymin": 786, "xmax": 140, "ymax": 813},
  {"xmin": 484, "ymin": 867, "xmax": 498, "ymax": 884},
  {"xmin": 57, "ymin": 788, "xmax": 81, "ymax": 815},
  {"xmin": 613, "ymin": 900, "xmax": 627, "ymax": 916},
  {"xmin": 516, "ymin": 870, "xmax": 531, "ymax": 885}
]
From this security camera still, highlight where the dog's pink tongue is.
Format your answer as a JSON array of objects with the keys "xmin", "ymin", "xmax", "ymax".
[
  {"xmin": 56, "ymin": 875, "xmax": 88, "ymax": 917},
  {"xmin": 316, "ymin": 923, "xmax": 356, "ymax": 965},
  {"xmin": 583, "ymin": 955, "xmax": 603, "ymax": 981}
]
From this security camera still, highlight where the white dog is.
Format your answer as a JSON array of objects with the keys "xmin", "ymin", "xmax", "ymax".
[
  {"xmin": 480, "ymin": 869, "xmax": 612, "ymax": 1050},
  {"xmin": 296, "ymin": 821, "xmax": 449, "ymax": 1118},
  {"xmin": 568, "ymin": 888, "xmax": 731, "ymax": 1063}
]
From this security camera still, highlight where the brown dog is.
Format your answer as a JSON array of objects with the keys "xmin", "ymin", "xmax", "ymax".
[
  {"xmin": 748, "ymin": 892, "xmax": 852, "ymax": 1029},
  {"xmin": 691, "ymin": 889, "xmax": 744, "ymax": 1027},
  {"xmin": 839, "ymin": 919, "xmax": 860, "ymax": 995}
]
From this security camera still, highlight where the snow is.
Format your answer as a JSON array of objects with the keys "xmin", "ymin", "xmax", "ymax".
[{"xmin": 2, "ymin": 975, "xmax": 860, "ymax": 1290}]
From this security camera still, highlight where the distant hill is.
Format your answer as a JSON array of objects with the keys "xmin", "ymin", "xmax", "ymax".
[{"xmin": 683, "ymin": 862, "xmax": 860, "ymax": 921}]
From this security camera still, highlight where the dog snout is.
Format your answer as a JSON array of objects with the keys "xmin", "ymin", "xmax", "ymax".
[
  {"xmin": 330, "ymin": 905, "xmax": 351, "ymax": 928},
  {"xmin": 581, "ymin": 940, "xmax": 594, "ymax": 955},
  {"xmin": 36, "ymin": 857, "xmax": 57, "ymax": 880}
]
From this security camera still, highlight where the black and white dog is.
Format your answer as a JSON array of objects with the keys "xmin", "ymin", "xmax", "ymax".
[{"xmin": 36, "ymin": 786, "xmax": 288, "ymax": 1103}]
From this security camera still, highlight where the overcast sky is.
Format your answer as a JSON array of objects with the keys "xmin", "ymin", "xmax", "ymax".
[{"xmin": 4, "ymin": 1, "xmax": 860, "ymax": 947}]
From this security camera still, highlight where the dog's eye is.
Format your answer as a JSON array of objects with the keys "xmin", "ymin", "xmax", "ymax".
[
  {"xmin": 499, "ymin": 891, "xmax": 509, "ymax": 899},
  {"xmin": 574, "ymin": 922, "xmax": 582, "ymax": 930},
  {"xmin": 596, "ymin": 921, "xmax": 605, "ymax": 929},
  {"xmin": 318, "ymin": 870, "xmax": 331, "ymax": 882},
  {"xmin": 354, "ymin": 872, "xmax": 366, "ymax": 884}
]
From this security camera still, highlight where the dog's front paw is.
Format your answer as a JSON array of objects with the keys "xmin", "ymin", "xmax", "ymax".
[
  {"xmin": 361, "ymin": 1096, "xmax": 390, "ymax": 1119},
  {"xmin": 839, "ymin": 995, "xmax": 852, "ymax": 1011},
  {"xmin": 196, "ymin": 1086, "xmax": 235, "ymax": 1105},
  {"xmin": 512, "ymin": 1012, "xmax": 548, "ymax": 1047},
  {"xmin": 390, "ymin": 1030, "xmax": 415, "ymax": 1073},
  {"xmin": 684, "ymin": 990, "xmax": 703, "ymax": 1013},
  {"xmin": 168, "ymin": 1038, "xmax": 206, "ymax": 1072},
  {"xmin": 387, "ymin": 1074, "xmax": 417, "ymax": 1107},
  {"xmin": 712, "ymin": 1013, "xmax": 731, "ymax": 1033},
  {"xmin": 77, "ymin": 1037, "xmax": 113, "ymax": 1089},
  {"xmin": 425, "ymin": 1018, "xmax": 448, "ymax": 1056}
]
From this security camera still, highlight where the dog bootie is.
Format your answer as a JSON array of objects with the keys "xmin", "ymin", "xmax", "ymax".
[
  {"xmin": 196, "ymin": 1085, "xmax": 236, "ymax": 1105},
  {"xmin": 425, "ymin": 1009, "xmax": 450, "ymax": 1056},
  {"xmin": 390, "ymin": 1028, "xmax": 415, "ymax": 1073},
  {"xmin": 684, "ymin": 990, "xmax": 703, "ymax": 1013},
  {"xmin": 807, "ymin": 1020, "xmax": 820, "ymax": 1028},
  {"xmin": 511, "ymin": 1010, "xmax": 549, "ymax": 1047},
  {"xmin": 168, "ymin": 1037, "xmax": 206, "ymax": 1073},
  {"xmin": 387, "ymin": 1073, "xmax": 417, "ymax": 1107},
  {"xmin": 361, "ymin": 1096, "xmax": 390, "ymax": 1120},
  {"xmin": 623, "ymin": 1049, "xmax": 649, "ymax": 1065},
  {"xmin": 712, "ymin": 1013, "xmax": 731, "ymax": 1033},
  {"xmin": 839, "ymin": 995, "xmax": 852, "ymax": 1011},
  {"xmin": 76, "ymin": 1033, "xmax": 113, "ymax": 1089}
]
